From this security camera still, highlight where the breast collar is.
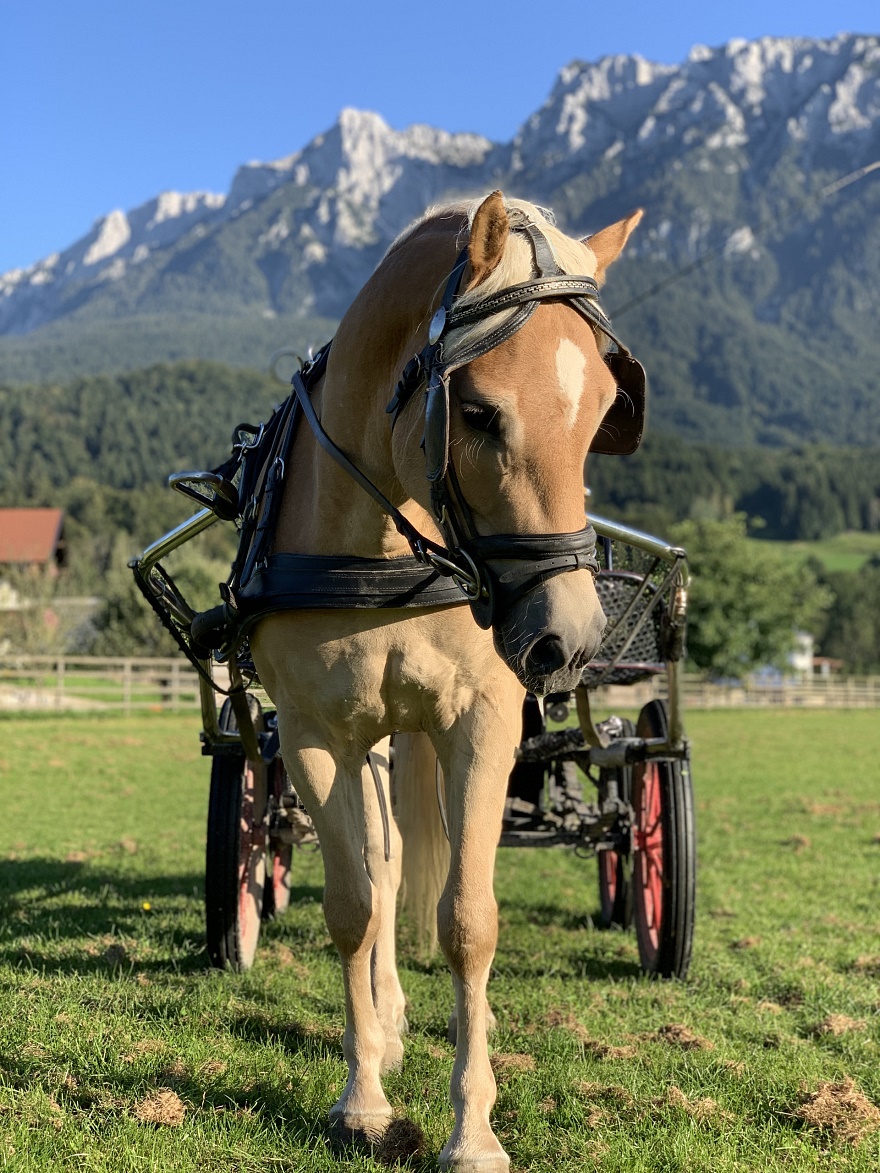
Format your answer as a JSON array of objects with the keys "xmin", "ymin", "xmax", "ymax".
[{"xmin": 285, "ymin": 219, "xmax": 642, "ymax": 630}]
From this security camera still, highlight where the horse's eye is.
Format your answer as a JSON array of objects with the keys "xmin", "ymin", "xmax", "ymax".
[{"xmin": 460, "ymin": 401, "xmax": 501, "ymax": 439}]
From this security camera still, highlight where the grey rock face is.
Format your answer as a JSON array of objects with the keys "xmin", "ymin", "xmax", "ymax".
[{"xmin": 2, "ymin": 35, "xmax": 879, "ymax": 445}]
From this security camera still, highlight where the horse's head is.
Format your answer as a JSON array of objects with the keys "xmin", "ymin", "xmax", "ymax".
[{"xmin": 391, "ymin": 193, "xmax": 642, "ymax": 694}]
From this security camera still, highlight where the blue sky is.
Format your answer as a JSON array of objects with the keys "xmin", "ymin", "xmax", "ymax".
[{"xmin": 0, "ymin": 0, "xmax": 877, "ymax": 274}]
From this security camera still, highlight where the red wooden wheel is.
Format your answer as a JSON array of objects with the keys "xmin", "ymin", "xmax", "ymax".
[
  {"xmin": 263, "ymin": 758, "xmax": 292, "ymax": 920},
  {"xmin": 205, "ymin": 699, "xmax": 268, "ymax": 971},
  {"xmin": 631, "ymin": 700, "xmax": 695, "ymax": 979},
  {"xmin": 632, "ymin": 758, "xmax": 664, "ymax": 962}
]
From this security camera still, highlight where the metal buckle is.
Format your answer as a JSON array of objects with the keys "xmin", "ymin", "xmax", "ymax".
[
  {"xmin": 428, "ymin": 547, "xmax": 482, "ymax": 599},
  {"xmin": 451, "ymin": 547, "xmax": 484, "ymax": 600},
  {"xmin": 413, "ymin": 538, "xmax": 482, "ymax": 599}
]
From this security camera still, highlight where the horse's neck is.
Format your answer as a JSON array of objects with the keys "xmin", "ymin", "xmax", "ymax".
[
  {"xmin": 274, "ymin": 228, "xmax": 460, "ymax": 559},
  {"xmin": 273, "ymin": 376, "xmax": 418, "ymax": 559}
]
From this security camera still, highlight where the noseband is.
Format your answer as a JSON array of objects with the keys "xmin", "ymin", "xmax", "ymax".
[{"xmin": 290, "ymin": 219, "xmax": 645, "ymax": 629}]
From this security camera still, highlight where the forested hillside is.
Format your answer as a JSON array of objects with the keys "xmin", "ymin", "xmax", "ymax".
[
  {"xmin": 0, "ymin": 362, "xmax": 280, "ymax": 499},
  {"xmin": 3, "ymin": 362, "xmax": 880, "ymax": 544},
  {"xmin": 2, "ymin": 360, "xmax": 878, "ymax": 671}
]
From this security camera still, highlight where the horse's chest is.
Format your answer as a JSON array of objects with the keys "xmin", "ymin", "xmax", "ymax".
[{"xmin": 252, "ymin": 611, "xmax": 500, "ymax": 737}]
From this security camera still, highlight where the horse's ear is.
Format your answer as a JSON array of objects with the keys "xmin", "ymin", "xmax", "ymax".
[
  {"xmin": 467, "ymin": 191, "xmax": 510, "ymax": 289},
  {"xmin": 583, "ymin": 209, "xmax": 643, "ymax": 284}
]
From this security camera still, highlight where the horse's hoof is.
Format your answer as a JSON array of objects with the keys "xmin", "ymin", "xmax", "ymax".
[
  {"xmin": 438, "ymin": 1152, "xmax": 510, "ymax": 1173},
  {"xmin": 329, "ymin": 1110, "xmax": 392, "ymax": 1148}
]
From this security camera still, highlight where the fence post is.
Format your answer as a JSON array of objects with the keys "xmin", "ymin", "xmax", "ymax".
[
  {"xmin": 56, "ymin": 656, "xmax": 65, "ymax": 712},
  {"xmin": 171, "ymin": 660, "xmax": 181, "ymax": 713},
  {"xmin": 122, "ymin": 660, "xmax": 132, "ymax": 715}
]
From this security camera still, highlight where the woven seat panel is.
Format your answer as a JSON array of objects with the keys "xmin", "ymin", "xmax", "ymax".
[
  {"xmin": 583, "ymin": 570, "xmax": 665, "ymax": 686},
  {"xmin": 580, "ymin": 661, "xmax": 664, "ymax": 688}
]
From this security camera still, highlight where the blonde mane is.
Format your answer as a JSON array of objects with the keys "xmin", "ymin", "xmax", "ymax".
[{"xmin": 386, "ymin": 196, "xmax": 604, "ymax": 360}]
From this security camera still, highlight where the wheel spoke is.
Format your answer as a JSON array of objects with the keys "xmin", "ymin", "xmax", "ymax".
[{"xmin": 634, "ymin": 758, "xmax": 664, "ymax": 954}]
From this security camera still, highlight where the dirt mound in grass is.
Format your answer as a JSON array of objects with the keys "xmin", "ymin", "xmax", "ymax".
[
  {"xmin": 490, "ymin": 1052, "xmax": 536, "ymax": 1077},
  {"xmin": 543, "ymin": 1009, "xmax": 590, "ymax": 1040},
  {"xmin": 133, "ymin": 1089, "xmax": 186, "ymax": 1126},
  {"xmin": 660, "ymin": 1086, "xmax": 733, "ymax": 1122},
  {"xmin": 794, "ymin": 1078, "xmax": 880, "ymax": 1146},
  {"xmin": 542, "ymin": 1012, "xmax": 637, "ymax": 1059},
  {"xmin": 576, "ymin": 1082, "xmax": 635, "ymax": 1127},
  {"xmin": 583, "ymin": 1040, "xmax": 638, "ymax": 1060},
  {"xmin": 811, "ymin": 1014, "xmax": 867, "ymax": 1037},
  {"xmin": 650, "ymin": 1023, "xmax": 714, "ymax": 1051}
]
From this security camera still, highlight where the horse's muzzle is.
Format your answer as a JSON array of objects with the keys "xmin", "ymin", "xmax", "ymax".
[{"xmin": 493, "ymin": 571, "xmax": 607, "ymax": 695}]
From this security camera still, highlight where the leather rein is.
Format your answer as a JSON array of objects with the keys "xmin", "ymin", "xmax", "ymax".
[{"xmin": 288, "ymin": 219, "xmax": 635, "ymax": 630}]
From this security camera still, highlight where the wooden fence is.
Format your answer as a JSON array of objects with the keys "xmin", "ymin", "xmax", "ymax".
[
  {"xmin": 0, "ymin": 656, "xmax": 206, "ymax": 714},
  {"xmin": 598, "ymin": 673, "xmax": 880, "ymax": 712},
  {"xmin": 1, "ymin": 656, "xmax": 879, "ymax": 714}
]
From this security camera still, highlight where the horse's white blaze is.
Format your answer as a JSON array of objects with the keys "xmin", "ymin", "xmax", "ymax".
[{"xmin": 555, "ymin": 338, "xmax": 587, "ymax": 430}]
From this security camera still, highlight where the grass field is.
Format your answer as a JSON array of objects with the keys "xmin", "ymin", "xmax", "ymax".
[
  {"xmin": 753, "ymin": 531, "xmax": 880, "ymax": 573},
  {"xmin": 0, "ymin": 710, "xmax": 878, "ymax": 1171}
]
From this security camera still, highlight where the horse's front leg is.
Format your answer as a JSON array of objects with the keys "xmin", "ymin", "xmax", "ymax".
[
  {"xmin": 364, "ymin": 738, "xmax": 407, "ymax": 1072},
  {"xmin": 435, "ymin": 685, "xmax": 522, "ymax": 1173},
  {"xmin": 281, "ymin": 737, "xmax": 394, "ymax": 1144}
]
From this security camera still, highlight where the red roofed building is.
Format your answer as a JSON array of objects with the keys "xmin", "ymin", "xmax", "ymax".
[{"xmin": 0, "ymin": 508, "xmax": 67, "ymax": 572}]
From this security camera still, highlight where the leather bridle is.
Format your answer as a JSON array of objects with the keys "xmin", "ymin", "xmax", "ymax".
[{"xmin": 289, "ymin": 217, "xmax": 646, "ymax": 630}]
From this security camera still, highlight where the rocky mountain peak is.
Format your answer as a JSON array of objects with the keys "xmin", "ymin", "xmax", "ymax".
[{"xmin": 1, "ymin": 33, "xmax": 879, "ymax": 449}]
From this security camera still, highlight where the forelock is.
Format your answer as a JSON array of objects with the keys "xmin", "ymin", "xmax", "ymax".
[{"xmin": 445, "ymin": 198, "xmax": 599, "ymax": 358}]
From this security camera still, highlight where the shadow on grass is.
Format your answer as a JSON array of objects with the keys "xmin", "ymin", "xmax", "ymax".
[
  {"xmin": 501, "ymin": 900, "xmax": 598, "ymax": 932},
  {"xmin": 215, "ymin": 1018, "xmax": 434, "ymax": 1166},
  {"xmin": 567, "ymin": 952, "xmax": 643, "ymax": 981},
  {"xmin": 494, "ymin": 949, "xmax": 642, "ymax": 982},
  {"xmin": 0, "ymin": 1032, "xmax": 436, "ymax": 1164},
  {"xmin": 0, "ymin": 855, "xmax": 324, "ymax": 975},
  {"xmin": 230, "ymin": 1009, "xmax": 344, "ymax": 1058}
]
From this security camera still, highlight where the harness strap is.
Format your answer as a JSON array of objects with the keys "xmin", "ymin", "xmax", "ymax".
[
  {"xmin": 366, "ymin": 751, "xmax": 392, "ymax": 863},
  {"xmin": 442, "ymin": 304, "xmax": 538, "ymax": 372},
  {"xmin": 238, "ymin": 552, "xmax": 468, "ymax": 611},
  {"xmin": 386, "ymin": 239, "xmax": 631, "ymax": 430},
  {"xmin": 465, "ymin": 525, "xmax": 601, "ymax": 618},
  {"xmin": 289, "ymin": 368, "xmax": 483, "ymax": 597},
  {"xmin": 235, "ymin": 348, "xmax": 331, "ymax": 590},
  {"xmin": 444, "ymin": 278, "xmax": 628, "ymax": 364}
]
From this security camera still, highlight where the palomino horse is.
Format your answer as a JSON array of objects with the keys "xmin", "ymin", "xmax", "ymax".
[{"xmin": 250, "ymin": 192, "xmax": 642, "ymax": 1171}]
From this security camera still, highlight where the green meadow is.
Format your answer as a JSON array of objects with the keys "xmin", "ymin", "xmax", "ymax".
[
  {"xmin": 0, "ymin": 709, "xmax": 878, "ymax": 1171},
  {"xmin": 753, "ymin": 531, "xmax": 880, "ymax": 573}
]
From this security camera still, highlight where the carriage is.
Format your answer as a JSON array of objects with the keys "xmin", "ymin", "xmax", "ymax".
[{"xmin": 132, "ymin": 486, "xmax": 695, "ymax": 980}]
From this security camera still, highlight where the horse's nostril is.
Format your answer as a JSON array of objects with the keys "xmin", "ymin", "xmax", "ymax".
[{"xmin": 524, "ymin": 634, "xmax": 568, "ymax": 679}]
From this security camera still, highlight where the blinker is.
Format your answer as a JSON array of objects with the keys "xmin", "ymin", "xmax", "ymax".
[{"xmin": 588, "ymin": 352, "xmax": 647, "ymax": 457}]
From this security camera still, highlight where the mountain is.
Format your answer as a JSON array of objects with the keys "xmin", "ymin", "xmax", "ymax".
[{"xmin": 2, "ymin": 34, "xmax": 880, "ymax": 446}]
